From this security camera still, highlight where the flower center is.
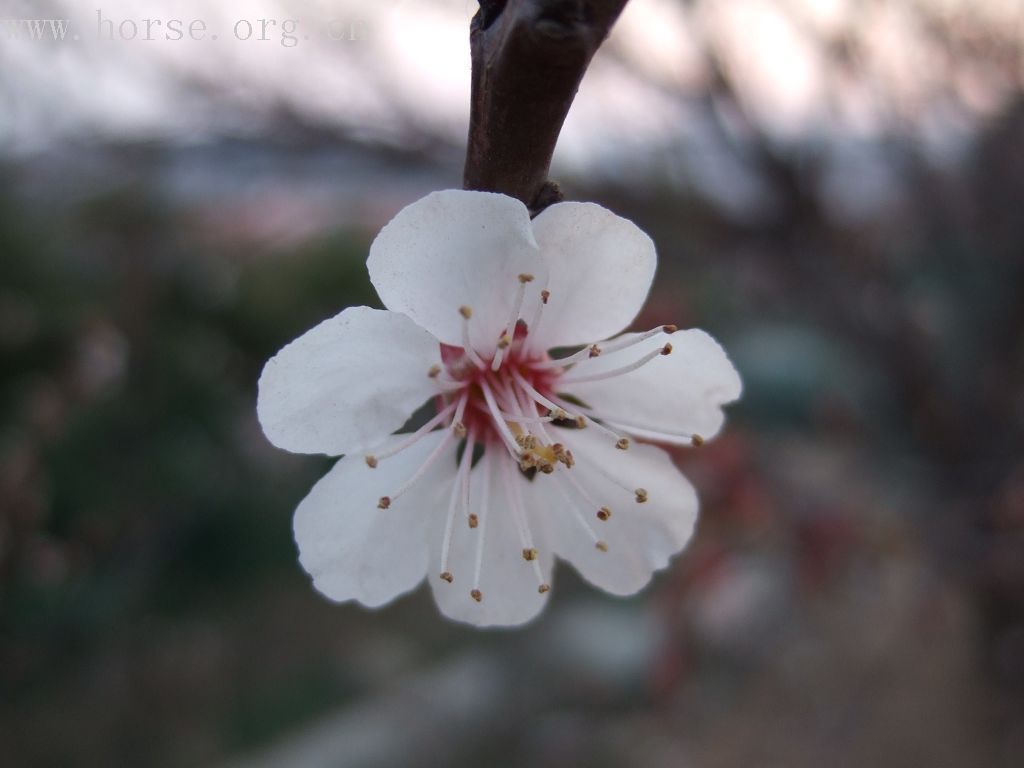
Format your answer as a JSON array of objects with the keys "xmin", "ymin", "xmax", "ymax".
[{"xmin": 364, "ymin": 274, "xmax": 700, "ymax": 604}]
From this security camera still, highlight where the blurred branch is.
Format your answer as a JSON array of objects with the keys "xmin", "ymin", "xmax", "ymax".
[{"xmin": 463, "ymin": 0, "xmax": 629, "ymax": 214}]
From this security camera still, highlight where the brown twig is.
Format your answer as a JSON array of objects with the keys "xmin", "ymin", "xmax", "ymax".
[{"xmin": 463, "ymin": 0, "xmax": 630, "ymax": 214}]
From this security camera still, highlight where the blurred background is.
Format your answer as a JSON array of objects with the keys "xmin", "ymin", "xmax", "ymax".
[{"xmin": 2, "ymin": 0, "xmax": 1023, "ymax": 765}]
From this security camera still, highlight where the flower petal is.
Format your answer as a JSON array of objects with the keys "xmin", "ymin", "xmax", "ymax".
[
  {"xmin": 539, "ymin": 426, "xmax": 698, "ymax": 595},
  {"xmin": 367, "ymin": 190, "xmax": 545, "ymax": 351},
  {"xmin": 257, "ymin": 306, "xmax": 442, "ymax": 456},
  {"xmin": 526, "ymin": 202, "xmax": 656, "ymax": 350},
  {"xmin": 563, "ymin": 328, "xmax": 742, "ymax": 445},
  {"xmin": 294, "ymin": 430, "xmax": 452, "ymax": 608},
  {"xmin": 428, "ymin": 453, "xmax": 553, "ymax": 628}
]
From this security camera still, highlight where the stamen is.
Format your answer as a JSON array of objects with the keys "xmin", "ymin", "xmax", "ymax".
[
  {"xmin": 502, "ymin": 458, "xmax": 547, "ymax": 592},
  {"xmin": 376, "ymin": 426, "xmax": 456, "ymax": 509},
  {"xmin": 534, "ymin": 326, "xmax": 675, "ymax": 371},
  {"xmin": 559, "ymin": 343, "xmax": 672, "ymax": 386},
  {"xmin": 550, "ymin": 475, "xmax": 603, "ymax": 547},
  {"xmin": 365, "ymin": 400, "xmax": 458, "ymax": 466},
  {"xmin": 561, "ymin": 467, "xmax": 612, "ymax": 525},
  {"xmin": 525, "ymin": 287, "xmax": 550, "ymax": 346},
  {"xmin": 471, "ymin": 452, "xmax": 493, "ymax": 601},
  {"xmin": 558, "ymin": 432, "xmax": 646, "ymax": 502},
  {"xmin": 491, "ymin": 275, "xmax": 532, "ymax": 371},
  {"xmin": 597, "ymin": 507, "xmax": 612, "ymax": 521},
  {"xmin": 439, "ymin": 425, "xmax": 476, "ymax": 583},
  {"xmin": 598, "ymin": 325, "xmax": 676, "ymax": 356},
  {"xmin": 549, "ymin": 395, "xmax": 630, "ymax": 447},
  {"xmin": 562, "ymin": 406, "xmax": 703, "ymax": 445},
  {"xmin": 459, "ymin": 306, "xmax": 487, "ymax": 370},
  {"xmin": 532, "ymin": 343, "xmax": 602, "ymax": 371}
]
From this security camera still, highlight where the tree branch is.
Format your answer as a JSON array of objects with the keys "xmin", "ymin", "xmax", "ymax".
[{"xmin": 463, "ymin": 0, "xmax": 630, "ymax": 214}]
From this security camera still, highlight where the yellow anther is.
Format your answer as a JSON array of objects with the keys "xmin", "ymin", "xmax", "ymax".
[
  {"xmin": 661, "ymin": 343, "xmax": 673, "ymax": 355},
  {"xmin": 468, "ymin": 513, "xmax": 479, "ymax": 529},
  {"xmin": 662, "ymin": 324, "xmax": 678, "ymax": 333},
  {"xmin": 518, "ymin": 273, "xmax": 535, "ymax": 284},
  {"xmin": 540, "ymin": 290, "xmax": 550, "ymax": 304},
  {"xmin": 691, "ymin": 434, "xmax": 705, "ymax": 447},
  {"xmin": 365, "ymin": 455, "xmax": 378, "ymax": 469},
  {"xmin": 575, "ymin": 416, "xmax": 587, "ymax": 429},
  {"xmin": 427, "ymin": 364, "xmax": 442, "ymax": 378},
  {"xmin": 635, "ymin": 488, "xmax": 648, "ymax": 504},
  {"xmin": 539, "ymin": 462, "xmax": 555, "ymax": 475},
  {"xmin": 470, "ymin": 589, "xmax": 482, "ymax": 602},
  {"xmin": 589, "ymin": 344, "xmax": 601, "ymax": 358},
  {"xmin": 595, "ymin": 541, "xmax": 609, "ymax": 552},
  {"xmin": 497, "ymin": 333, "xmax": 512, "ymax": 350},
  {"xmin": 616, "ymin": 438, "xmax": 630, "ymax": 450},
  {"xmin": 459, "ymin": 305, "xmax": 473, "ymax": 319},
  {"xmin": 377, "ymin": 496, "xmax": 391, "ymax": 510},
  {"xmin": 538, "ymin": 584, "xmax": 551, "ymax": 594},
  {"xmin": 563, "ymin": 450, "xmax": 575, "ymax": 468},
  {"xmin": 440, "ymin": 571, "xmax": 454, "ymax": 583},
  {"xmin": 452, "ymin": 421, "xmax": 467, "ymax": 438},
  {"xmin": 522, "ymin": 547, "xmax": 538, "ymax": 561},
  {"xmin": 597, "ymin": 507, "xmax": 612, "ymax": 521}
]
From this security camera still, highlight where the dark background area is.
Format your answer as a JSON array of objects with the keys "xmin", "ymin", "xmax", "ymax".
[{"xmin": 2, "ymin": 1, "xmax": 1023, "ymax": 766}]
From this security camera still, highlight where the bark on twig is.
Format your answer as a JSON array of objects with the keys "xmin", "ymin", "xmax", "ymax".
[{"xmin": 463, "ymin": 0, "xmax": 630, "ymax": 214}]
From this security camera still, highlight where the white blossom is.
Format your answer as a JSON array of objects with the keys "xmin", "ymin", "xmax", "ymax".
[{"xmin": 257, "ymin": 190, "xmax": 742, "ymax": 627}]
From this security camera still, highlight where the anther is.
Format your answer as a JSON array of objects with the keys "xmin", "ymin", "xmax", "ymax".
[
  {"xmin": 616, "ymin": 438, "xmax": 630, "ymax": 450},
  {"xmin": 662, "ymin": 324, "xmax": 678, "ymax": 333},
  {"xmin": 459, "ymin": 305, "xmax": 472, "ymax": 319},
  {"xmin": 470, "ymin": 589, "xmax": 482, "ymax": 602},
  {"xmin": 522, "ymin": 547, "xmax": 538, "ymax": 561},
  {"xmin": 427, "ymin": 364, "xmax": 441, "ymax": 378},
  {"xmin": 635, "ymin": 488, "xmax": 648, "ymax": 503},
  {"xmin": 661, "ymin": 343, "xmax": 673, "ymax": 355},
  {"xmin": 468, "ymin": 513, "xmax": 479, "ymax": 529},
  {"xmin": 452, "ymin": 421, "xmax": 467, "ymax": 438},
  {"xmin": 497, "ymin": 334, "xmax": 511, "ymax": 350},
  {"xmin": 518, "ymin": 273, "xmax": 535, "ymax": 284},
  {"xmin": 540, "ymin": 290, "xmax": 550, "ymax": 304},
  {"xmin": 538, "ymin": 584, "xmax": 550, "ymax": 594},
  {"xmin": 691, "ymin": 434, "xmax": 705, "ymax": 447},
  {"xmin": 377, "ymin": 496, "xmax": 391, "ymax": 510},
  {"xmin": 589, "ymin": 344, "xmax": 601, "ymax": 358},
  {"xmin": 595, "ymin": 541, "xmax": 609, "ymax": 552},
  {"xmin": 597, "ymin": 507, "xmax": 612, "ymax": 521},
  {"xmin": 365, "ymin": 455, "xmax": 378, "ymax": 469},
  {"xmin": 575, "ymin": 416, "xmax": 587, "ymax": 429},
  {"xmin": 563, "ymin": 450, "xmax": 575, "ymax": 468},
  {"xmin": 539, "ymin": 462, "xmax": 555, "ymax": 474},
  {"xmin": 440, "ymin": 571, "xmax": 454, "ymax": 583}
]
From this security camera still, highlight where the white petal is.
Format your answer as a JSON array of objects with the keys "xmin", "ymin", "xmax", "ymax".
[
  {"xmin": 537, "ymin": 426, "xmax": 698, "ymax": 595},
  {"xmin": 429, "ymin": 453, "xmax": 553, "ymax": 628},
  {"xmin": 562, "ymin": 329, "xmax": 742, "ymax": 444},
  {"xmin": 367, "ymin": 190, "xmax": 545, "ymax": 351},
  {"xmin": 257, "ymin": 306, "xmax": 442, "ymax": 456},
  {"xmin": 294, "ymin": 430, "xmax": 453, "ymax": 608},
  {"xmin": 526, "ymin": 202, "xmax": 656, "ymax": 350}
]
